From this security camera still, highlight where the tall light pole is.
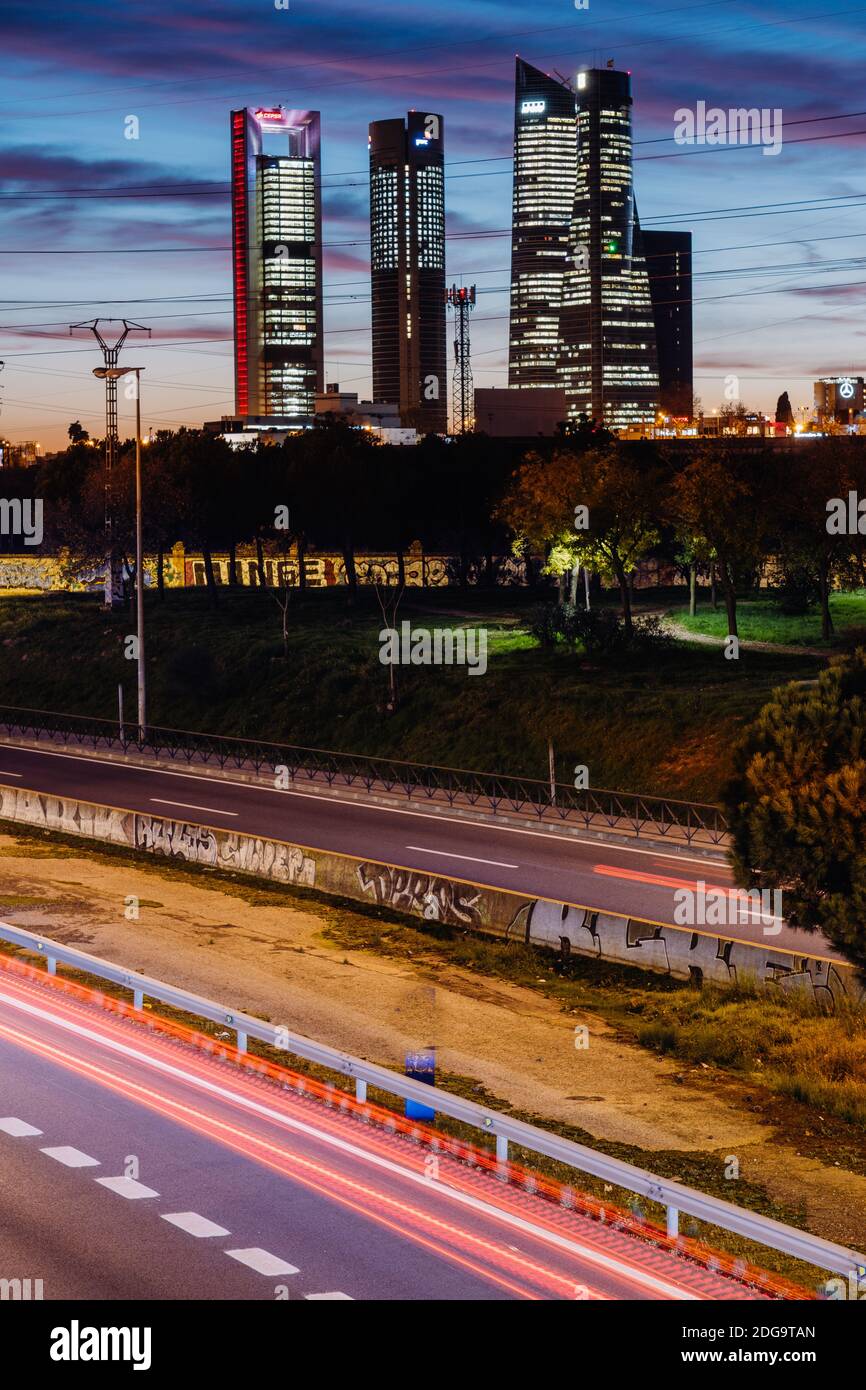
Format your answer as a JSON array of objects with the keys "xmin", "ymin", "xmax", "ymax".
[{"xmin": 93, "ymin": 366, "xmax": 147, "ymax": 739}]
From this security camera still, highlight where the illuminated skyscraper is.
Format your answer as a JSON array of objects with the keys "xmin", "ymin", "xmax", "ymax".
[
  {"xmin": 230, "ymin": 106, "xmax": 323, "ymax": 422},
  {"xmin": 508, "ymin": 60, "xmax": 578, "ymax": 389},
  {"xmin": 559, "ymin": 68, "xmax": 659, "ymax": 430},
  {"xmin": 369, "ymin": 112, "xmax": 447, "ymax": 433}
]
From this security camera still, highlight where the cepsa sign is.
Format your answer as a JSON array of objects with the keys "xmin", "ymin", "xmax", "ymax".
[{"xmin": 255, "ymin": 108, "xmax": 286, "ymax": 125}]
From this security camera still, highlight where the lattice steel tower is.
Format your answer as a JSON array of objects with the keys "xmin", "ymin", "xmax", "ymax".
[
  {"xmin": 70, "ymin": 318, "xmax": 150, "ymax": 607},
  {"xmin": 446, "ymin": 285, "xmax": 475, "ymax": 434}
]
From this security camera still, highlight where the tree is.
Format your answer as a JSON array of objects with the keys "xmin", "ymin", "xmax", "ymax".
[
  {"xmin": 67, "ymin": 420, "xmax": 89, "ymax": 444},
  {"xmin": 775, "ymin": 391, "xmax": 794, "ymax": 427},
  {"xmin": 724, "ymin": 650, "xmax": 866, "ymax": 976},
  {"xmin": 670, "ymin": 443, "xmax": 775, "ymax": 639},
  {"xmin": 496, "ymin": 442, "xmax": 662, "ymax": 634},
  {"xmin": 776, "ymin": 439, "xmax": 865, "ymax": 639}
]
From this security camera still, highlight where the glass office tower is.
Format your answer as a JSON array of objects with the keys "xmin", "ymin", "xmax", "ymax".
[
  {"xmin": 559, "ymin": 68, "xmax": 659, "ymax": 431},
  {"xmin": 231, "ymin": 106, "xmax": 323, "ymax": 422},
  {"xmin": 507, "ymin": 59, "xmax": 578, "ymax": 389},
  {"xmin": 369, "ymin": 112, "xmax": 447, "ymax": 433}
]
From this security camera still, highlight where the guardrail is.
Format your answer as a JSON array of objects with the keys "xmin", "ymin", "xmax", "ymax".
[
  {"xmin": 0, "ymin": 919, "xmax": 859, "ymax": 1283},
  {"xmin": 0, "ymin": 703, "xmax": 729, "ymax": 846}
]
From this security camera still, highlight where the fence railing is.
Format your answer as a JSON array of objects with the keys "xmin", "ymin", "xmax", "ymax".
[
  {"xmin": 0, "ymin": 703, "xmax": 729, "ymax": 846},
  {"xmin": 0, "ymin": 919, "xmax": 858, "ymax": 1284}
]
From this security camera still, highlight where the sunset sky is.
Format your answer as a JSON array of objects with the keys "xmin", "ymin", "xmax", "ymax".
[{"xmin": 1, "ymin": 0, "xmax": 865, "ymax": 448}]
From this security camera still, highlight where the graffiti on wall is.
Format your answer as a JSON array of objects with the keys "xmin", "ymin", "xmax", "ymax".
[
  {"xmin": 0, "ymin": 780, "xmax": 856, "ymax": 1010},
  {"xmin": 504, "ymin": 898, "xmax": 863, "ymax": 1010},
  {"xmin": 0, "ymin": 786, "xmax": 133, "ymax": 844},
  {"xmin": 356, "ymin": 861, "xmax": 482, "ymax": 927},
  {"xmin": 134, "ymin": 815, "xmax": 316, "ymax": 887}
]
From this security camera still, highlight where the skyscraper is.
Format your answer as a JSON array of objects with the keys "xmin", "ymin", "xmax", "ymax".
[
  {"xmin": 559, "ymin": 68, "xmax": 659, "ymax": 431},
  {"xmin": 508, "ymin": 59, "xmax": 578, "ymax": 389},
  {"xmin": 230, "ymin": 106, "xmax": 323, "ymax": 422},
  {"xmin": 642, "ymin": 230, "xmax": 693, "ymax": 416},
  {"xmin": 369, "ymin": 112, "xmax": 447, "ymax": 433}
]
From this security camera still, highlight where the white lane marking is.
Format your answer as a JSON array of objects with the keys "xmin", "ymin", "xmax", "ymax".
[
  {"xmin": 0, "ymin": 743, "xmax": 728, "ymax": 870},
  {"xmin": 406, "ymin": 846, "xmax": 519, "ymax": 869},
  {"xmin": 0, "ymin": 771, "xmax": 22, "ymax": 778},
  {"xmin": 305, "ymin": 1292, "xmax": 354, "ymax": 1300},
  {"xmin": 225, "ymin": 1248, "xmax": 299, "ymax": 1277},
  {"xmin": 0, "ymin": 988, "xmax": 699, "ymax": 1300},
  {"xmin": 0, "ymin": 1116, "xmax": 42, "ymax": 1136},
  {"xmin": 95, "ymin": 1175, "xmax": 159, "ymax": 1199},
  {"xmin": 161, "ymin": 1211, "xmax": 230, "ymax": 1238},
  {"xmin": 41, "ymin": 1145, "xmax": 100, "ymax": 1168},
  {"xmin": 150, "ymin": 798, "xmax": 238, "ymax": 817}
]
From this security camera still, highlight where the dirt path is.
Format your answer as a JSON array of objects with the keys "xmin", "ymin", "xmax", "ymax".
[
  {"xmin": 2, "ymin": 833, "xmax": 865, "ymax": 1250},
  {"xmin": 662, "ymin": 617, "xmax": 829, "ymax": 658}
]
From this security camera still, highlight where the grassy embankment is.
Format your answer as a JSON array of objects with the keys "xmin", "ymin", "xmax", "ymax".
[{"xmin": 0, "ymin": 587, "xmax": 833, "ymax": 801}]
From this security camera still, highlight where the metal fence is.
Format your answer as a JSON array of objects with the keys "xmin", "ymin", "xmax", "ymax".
[
  {"xmin": 0, "ymin": 920, "xmax": 859, "ymax": 1284},
  {"xmin": 0, "ymin": 702, "xmax": 729, "ymax": 846}
]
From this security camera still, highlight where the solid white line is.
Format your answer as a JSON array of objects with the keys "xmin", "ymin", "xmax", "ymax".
[
  {"xmin": 305, "ymin": 1292, "xmax": 353, "ymax": 1300},
  {"xmin": 0, "ymin": 742, "xmax": 728, "ymax": 869},
  {"xmin": 0, "ymin": 987, "xmax": 700, "ymax": 1300},
  {"xmin": 161, "ymin": 1211, "xmax": 230, "ymax": 1238},
  {"xmin": 225, "ymin": 1248, "xmax": 299, "ymax": 1277},
  {"xmin": 96, "ymin": 1175, "xmax": 159, "ymax": 1199},
  {"xmin": 0, "ymin": 1116, "xmax": 42, "ymax": 1136},
  {"xmin": 0, "ymin": 771, "xmax": 22, "ymax": 778},
  {"xmin": 406, "ymin": 845, "xmax": 519, "ymax": 870},
  {"xmin": 150, "ymin": 798, "xmax": 238, "ymax": 817},
  {"xmin": 41, "ymin": 1145, "xmax": 100, "ymax": 1168}
]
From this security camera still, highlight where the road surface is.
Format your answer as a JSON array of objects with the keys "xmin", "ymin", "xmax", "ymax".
[
  {"xmin": 0, "ymin": 962, "xmax": 763, "ymax": 1300},
  {"xmin": 0, "ymin": 740, "xmax": 834, "ymax": 958}
]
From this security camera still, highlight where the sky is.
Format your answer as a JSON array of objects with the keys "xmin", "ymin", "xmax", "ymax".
[{"xmin": 0, "ymin": 0, "xmax": 865, "ymax": 450}]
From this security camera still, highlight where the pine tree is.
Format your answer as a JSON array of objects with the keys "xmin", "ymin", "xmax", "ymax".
[{"xmin": 724, "ymin": 650, "xmax": 866, "ymax": 976}]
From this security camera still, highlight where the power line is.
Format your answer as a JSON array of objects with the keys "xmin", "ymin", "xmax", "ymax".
[{"xmin": 0, "ymin": 2, "xmax": 857, "ymax": 125}]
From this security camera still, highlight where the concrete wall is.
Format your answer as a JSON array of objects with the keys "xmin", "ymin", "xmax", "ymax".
[{"xmin": 0, "ymin": 784, "xmax": 860, "ymax": 1009}]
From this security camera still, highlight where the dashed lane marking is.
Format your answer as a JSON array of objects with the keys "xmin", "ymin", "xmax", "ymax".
[
  {"xmin": 225, "ymin": 1248, "xmax": 299, "ymax": 1277},
  {"xmin": 96, "ymin": 1175, "xmax": 160, "ymax": 1199},
  {"xmin": 41, "ymin": 1145, "xmax": 100, "ymax": 1168},
  {"xmin": 405, "ymin": 846, "xmax": 519, "ymax": 870},
  {"xmin": 0, "ymin": 1116, "xmax": 42, "ymax": 1137},
  {"xmin": 161, "ymin": 1212, "xmax": 231, "ymax": 1238}
]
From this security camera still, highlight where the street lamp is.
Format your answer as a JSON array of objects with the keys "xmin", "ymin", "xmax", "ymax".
[{"xmin": 93, "ymin": 366, "xmax": 147, "ymax": 739}]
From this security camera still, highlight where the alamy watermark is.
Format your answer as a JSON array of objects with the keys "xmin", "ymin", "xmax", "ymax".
[
  {"xmin": 826, "ymin": 492, "xmax": 866, "ymax": 535},
  {"xmin": 379, "ymin": 621, "xmax": 488, "ymax": 676},
  {"xmin": 0, "ymin": 497, "xmax": 42, "ymax": 546},
  {"xmin": 674, "ymin": 879, "xmax": 782, "ymax": 933},
  {"xmin": 674, "ymin": 102, "xmax": 783, "ymax": 157}
]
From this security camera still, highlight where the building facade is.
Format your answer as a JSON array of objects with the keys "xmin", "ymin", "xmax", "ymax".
[
  {"xmin": 559, "ymin": 68, "xmax": 659, "ymax": 431},
  {"xmin": 230, "ymin": 106, "xmax": 324, "ymax": 423},
  {"xmin": 642, "ymin": 230, "xmax": 693, "ymax": 417},
  {"xmin": 369, "ymin": 112, "xmax": 447, "ymax": 433},
  {"xmin": 507, "ymin": 59, "xmax": 578, "ymax": 390},
  {"xmin": 815, "ymin": 376, "xmax": 865, "ymax": 424}
]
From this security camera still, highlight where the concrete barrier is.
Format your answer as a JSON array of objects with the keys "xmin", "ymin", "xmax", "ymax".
[{"xmin": 0, "ymin": 783, "xmax": 860, "ymax": 1009}]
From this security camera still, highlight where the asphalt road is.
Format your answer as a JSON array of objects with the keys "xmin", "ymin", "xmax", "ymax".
[
  {"xmin": 0, "ymin": 740, "xmax": 834, "ymax": 958},
  {"xmin": 0, "ymin": 965, "xmax": 758, "ymax": 1301}
]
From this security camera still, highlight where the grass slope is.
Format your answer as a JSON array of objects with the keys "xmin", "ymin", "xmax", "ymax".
[{"xmin": 0, "ymin": 588, "xmax": 826, "ymax": 801}]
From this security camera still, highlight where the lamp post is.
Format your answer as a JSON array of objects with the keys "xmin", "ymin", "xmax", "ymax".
[{"xmin": 93, "ymin": 366, "xmax": 146, "ymax": 738}]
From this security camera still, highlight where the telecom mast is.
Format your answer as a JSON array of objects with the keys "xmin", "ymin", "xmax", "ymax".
[{"xmin": 445, "ymin": 285, "xmax": 476, "ymax": 434}]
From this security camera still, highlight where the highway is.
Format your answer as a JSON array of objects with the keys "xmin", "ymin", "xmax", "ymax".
[
  {"xmin": 0, "ymin": 960, "xmax": 763, "ymax": 1300},
  {"xmin": 0, "ymin": 739, "xmax": 834, "ymax": 957}
]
